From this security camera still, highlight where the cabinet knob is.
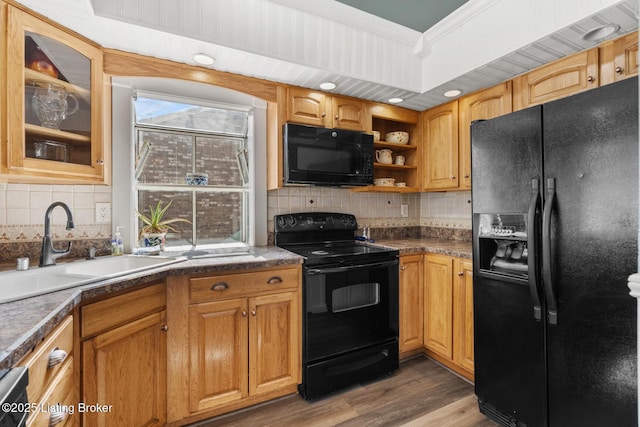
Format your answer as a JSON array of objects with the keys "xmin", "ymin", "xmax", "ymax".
[
  {"xmin": 335, "ymin": 115, "xmax": 339, "ymax": 120},
  {"xmin": 401, "ymin": 266, "xmax": 406, "ymax": 271},
  {"xmin": 96, "ymin": 159, "xmax": 104, "ymax": 165},
  {"xmin": 251, "ymin": 309, "xmax": 257, "ymax": 316},
  {"xmin": 615, "ymin": 66, "xmax": 624, "ymax": 74},
  {"xmin": 587, "ymin": 75, "xmax": 595, "ymax": 83},
  {"xmin": 47, "ymin": 348, "xmax": 67, "ymax": 368},
  {"xmin": 160, "ymin": 325, "xmax": 168, "ymax": 331},
  {"xmin": 321, "ymin": 112, "xmax": 326, "ymax": 117},
  {"xmin": 464, "ymin": 174, "xmax": 470, "ymax": 178},
  {"xmin": 211, "ymin": 281, "xmax": 229, "ymax": 291},
  {"xmin": 451, "ymin": 175, "xmax": 457, "ymax": 179},
  {"xmin": 242, "ymin": 310, "xmax": 248, "ymax": 317},
  {"xmin": 457, "ymin": 271, "xmax": 464, "ymax": 277},
  {"xmin": 267, "ymin": 276, "xmax": 283, "ymax": 284}
]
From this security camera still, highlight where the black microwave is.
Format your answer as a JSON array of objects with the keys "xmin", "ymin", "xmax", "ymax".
[{"xmin": 283, "ymin": 123, "xmax": 373, "ymax": 186}]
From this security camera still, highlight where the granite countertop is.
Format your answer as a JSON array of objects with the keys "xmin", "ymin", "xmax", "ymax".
[
  {"xmin": 0, "ymin": 246, "xmax": 302, "ymax": 373},
  {"xmin": 374, "ymin": 237, "xmax": 472, "ymax": 259},
  {"xmin": 0, "ymin": 237, "xmax": 471, "ymax": 373}
]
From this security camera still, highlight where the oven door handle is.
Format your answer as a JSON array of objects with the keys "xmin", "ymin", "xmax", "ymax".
[{"xmin": 306, "ymin": 259, "xmax": 398, "ymax": 275}]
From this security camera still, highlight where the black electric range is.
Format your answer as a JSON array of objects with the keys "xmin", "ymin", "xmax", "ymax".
[{"xmin": 274, "ymin": 212, "xmax": 399, "ymax": 400}]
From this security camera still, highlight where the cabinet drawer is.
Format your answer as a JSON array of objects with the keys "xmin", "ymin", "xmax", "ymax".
[
  {"xmin": 81, "ymin": 283, "xmax": 165, "ymax": 338},
  {"xmin": 27, "ymin": 358, "xmax": 75, "ymax": 427},
  {"xmin": 190, "ymin": 267, "xmax": 300, "ymax": 303},
  {"xmin": 18, "ymin": 316, "xmax": 73, "ymax": 404}
]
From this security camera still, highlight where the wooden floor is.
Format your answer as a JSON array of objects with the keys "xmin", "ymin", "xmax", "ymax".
[{"xmin": 192, "ymin": 356, "xmax": 499, "ymax": 427}]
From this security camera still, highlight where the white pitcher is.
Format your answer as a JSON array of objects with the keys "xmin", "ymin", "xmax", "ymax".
[{"xmin": 375, "ymin": 149, "xmax": 393, "ymax": 164}]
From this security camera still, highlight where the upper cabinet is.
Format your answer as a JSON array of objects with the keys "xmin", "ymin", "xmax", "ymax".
[
  {"xmin": 599, "ymin": 31, "xmax": 638, "ymax": 85},
  {"xmin": 285, "ymin": 87, "xmax": 369, "ymax": 131},
  {"xmin": 3, "ymin": 5, "xmax": 107, "ymax": 183},
  {"xmin": 458, "ymin": 82, "xmax": 512, "ymax": 190},
  {"xmin": 513, "ymin": 48, "xmax": 599, "ymax": 111},
  {"xmin": 422, "ymin": 100, "xmax": 459, "ymax": 191}
]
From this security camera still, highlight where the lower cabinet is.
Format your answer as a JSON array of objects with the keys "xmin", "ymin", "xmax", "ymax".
[
  {"xmin": 167, "ymin": 265, "xmax": 301, "ymax": 425},
  {"xmin": 400, "ymin": 253, "xmax": 474, "ymax": 381},
  {"xmin": 80, "ymin": 283, "xmax": 167, "ymax": 427},
  {"xmin": 399, "ymin": 254, "xmax": 424, "ymax": 354},
  {"xmin": 18, "ymin": 315, "xmax": 76, "ymax": 427}
]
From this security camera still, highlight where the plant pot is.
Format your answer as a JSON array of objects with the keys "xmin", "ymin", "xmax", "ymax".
[{"xmin": 143, "ymin": 232, "xmax": 166, "ymax": 250}]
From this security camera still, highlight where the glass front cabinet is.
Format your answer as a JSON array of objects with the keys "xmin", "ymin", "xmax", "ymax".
[{"xmin": 4, "ymin": 5, "xmax": 106, "ymax": 183}]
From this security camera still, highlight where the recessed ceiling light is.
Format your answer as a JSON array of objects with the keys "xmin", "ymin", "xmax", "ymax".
[
  {"xmin": 388, "ymin": 97, "xmax": 403, "ymax": 104},
  {"xmin": 582, "ymin": 24, "xmax": 619, "ymax": 42},
  {"xmin": 192, "ymin": 53, "xmax": 216, "ymax": 65},
  {"xmin": 319, "ymin": 82, "xmax": 337, "ymax": 90},
  {"xmin": 444, "ymin": 89, "xmax": 462, "ymax": 98}
]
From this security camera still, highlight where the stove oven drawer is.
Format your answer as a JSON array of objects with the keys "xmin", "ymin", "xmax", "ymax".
[{"xmin": 189, "ymin": 266, "xmax": 300, "ymax": 302}]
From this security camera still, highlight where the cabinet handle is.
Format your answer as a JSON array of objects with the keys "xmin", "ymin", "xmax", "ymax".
[
  {"xmin": 242, "ymin": 310, "xmax": 247, "ymax": 317},
  {"xmin": 96, "ymin": 159, "xmax": 104, "ymax": 165},
  {"xmin": 210, "ymin": 281, "xmax": 229, "ymax": 291},
  {"xmin": 267, "ymin": 276, "xmax": 283, "ymax": 284},
  {"xmin": 451, "ymin": 175, "xmax": 457, "ymax": 179},
  {"xmin": 615, "ymin": 66, "xmax": 624, "ymax": 74},
  {"xmin": 160, "ymin": 325, "xmax": 168, "ymax": 332},
  {"xmin": 457, "ymin": 271, "xmax": 464, "ymax": 277},
  {"xmin": 251, "ymin": 309, "xmax": 256, "ymax": 316},
  {"xmin": 464, "ymin": 174, "xmax": 470, "ymax": 178},
  {"xmin": 49, "ymin": 411, "xmax": 66, "ymax": 427},
  {"xmin": 47, "ymin": 348, "xmax": 67, "ymax": 368},
  {"xmin": 587, "ymin": 75, "xmax": 595, "ymax": 82}
]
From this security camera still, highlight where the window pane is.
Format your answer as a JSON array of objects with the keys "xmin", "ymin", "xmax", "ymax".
[
  {"xmin": 137, "ymin": 191, "xmax": 193, "ymax": 247},
  {"xmin": 134, "ymin": 96, "xmax": 248, "ymax": 135},
  {"xmin": 195, "ymin": 136, "xmax": 246, "ymax": 187},
  {"xmin": 196, "ymin": 192, "xmax": 246, "ymax": 244},
  {"xmin": 137, "ymin": 130, "xmax": 192, "ymax": 185}
]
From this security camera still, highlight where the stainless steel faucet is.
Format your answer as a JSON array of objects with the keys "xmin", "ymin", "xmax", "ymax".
[{"xmin": 39, "ymin": 202, "xmax": 75, "ymax": 267}]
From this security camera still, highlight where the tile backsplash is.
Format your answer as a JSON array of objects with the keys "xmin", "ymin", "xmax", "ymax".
[
  {"xmin": 267, "ymin": 187, "xmax": 472, "ymax": 230},
  {"xmin": 0, "ymin": 183, "xmax": 112, "ymax": 242},
  {"xmin": 0, "ymin": 183, "xmax": 471, "ymax": 262}
]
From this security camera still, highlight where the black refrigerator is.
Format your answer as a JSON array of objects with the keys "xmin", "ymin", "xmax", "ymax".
[{"xmin": 471, "ymin": 76, "xmax": 638, "ymax": 427}]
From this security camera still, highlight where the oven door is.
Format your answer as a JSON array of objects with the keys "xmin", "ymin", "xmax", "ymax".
[{"xmin": 303, "ymin": 258, "xmax": 399, "ymax": 362}]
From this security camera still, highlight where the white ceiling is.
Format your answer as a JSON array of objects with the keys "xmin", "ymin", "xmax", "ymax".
[{"xmin": 16, "ymin": 0, "xmax": 640, "ymax": 111}]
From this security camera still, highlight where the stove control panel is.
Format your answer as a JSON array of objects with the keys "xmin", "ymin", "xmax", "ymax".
[{"xmin": 274, "ymin": 212, "xmax": 357, "ymax": 232}]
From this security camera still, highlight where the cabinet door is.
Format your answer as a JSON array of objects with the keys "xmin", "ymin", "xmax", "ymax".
[
  {"xmin": 453, "ymin": 259, "xmax": 474, "ymax": 374},
  {"xmin": 286, "ymin": 87, "xmax": 328, "ymax": 127},
  {"xmin": 424, "ymin": 254, "xmax": 453, "ymax": 359},
  {"xmin": 422, "ymin": 101, "xmax": 459, "ymax": 190},
  {"xmin": 189, "ymin": 298, "xmax": 248, "ymax": 412},
  {"xmin": 5, "ymin": 6, "xmax": 106, "ymax": 182},
  {"xmin": 331, "ymin": 95, "xmax": 368, "ymax": 130},
  {"xmin": 600, "ymin": 31, "xmax": 638, "ymax": 85},
  {"xmin": 458, "ymin": 82, "xmax": 512, "ymax": 189},
  {"xmin": 82, "ymin": 310, "xmax": 167, "ymax": 427},
  {"xmin": 399, "ymin": 254, "xmax": 424, "ymax": 353},
  {"xmin": 249, "ymin": 291, "xmax": 300, "ymax": 396},
  {"xmin": 513, "ymin": 48, "xmax": 598, "ymax": 110}
]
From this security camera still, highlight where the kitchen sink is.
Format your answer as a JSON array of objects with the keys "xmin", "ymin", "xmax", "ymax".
[{"xmin": 0, "ymin": 255, "xmax": 185, "ymax": 304}]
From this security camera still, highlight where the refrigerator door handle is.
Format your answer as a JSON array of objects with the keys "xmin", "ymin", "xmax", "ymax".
[
  {"xmin": 527, "ymin": 179, "xmax": 542, "ymax": 321},
  {"xmin": 542, "ymin": 177, "xmax": 559, "ymax": 325}
]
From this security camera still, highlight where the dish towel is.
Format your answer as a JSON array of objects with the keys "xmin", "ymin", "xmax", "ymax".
[{"xmin": 627, "ymin": 273, "xmax": 640, "ymax": 427}]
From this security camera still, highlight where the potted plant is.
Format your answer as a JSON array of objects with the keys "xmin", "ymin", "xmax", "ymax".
[{"xmin": 136, "ymin": 200, "xmax": 190, "ymax": 250}]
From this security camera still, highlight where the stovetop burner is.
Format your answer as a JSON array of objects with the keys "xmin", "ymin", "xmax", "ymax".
[{"xmin": 274, "ymin": 212, "xmax": 398, "ymax": 266}]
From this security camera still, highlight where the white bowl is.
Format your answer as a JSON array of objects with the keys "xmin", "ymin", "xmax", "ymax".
[
  {"xmin": 395, "ymin": 182, "xmax": 406, "ymax": 187},
  {"xmin": 385, "ymin": 131, "xmax": 409, "ymax": 144},
  {"xmin": 374, "ymin": 177, "xmax": 395, "ymax": 187}
]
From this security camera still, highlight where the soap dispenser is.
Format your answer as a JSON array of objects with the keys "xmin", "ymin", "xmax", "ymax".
[{"xmin": 111, "ymin": 226, "xmax": 124, "ymax": 256}]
